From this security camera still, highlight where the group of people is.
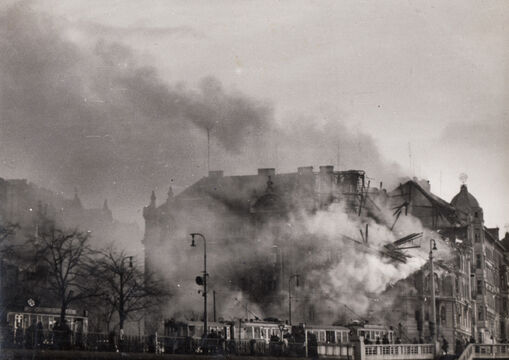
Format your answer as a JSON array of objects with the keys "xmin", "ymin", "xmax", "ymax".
[
  {"xmin": 363, "ymin": 335, "xmax": 391, "ymax": 345},
  {"xmin": 3, "ymin": 318, "xmax": 75, "ymax": 350}
]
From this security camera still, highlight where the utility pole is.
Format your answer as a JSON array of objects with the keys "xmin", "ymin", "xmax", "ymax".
[
  {"xmin": 213, "ymin": 290, "xmax": 216, "ymax": 322},
  {"xmin": 289, "ymin": 274, "xmax": 300, "ymax": 325},
  {"xmin": 190, "ymin": 233, "xmax": 208, "ymax": 337},
  {"xmin": 207, "ymin": 128, "xmax": 210, "ymax": 174},
  {"xmin": 429, "ymin": 239, "xmax": 437, "ymax": 350}
]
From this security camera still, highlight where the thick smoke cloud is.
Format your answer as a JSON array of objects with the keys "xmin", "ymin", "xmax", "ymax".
[
  {"xmin": 0, "ymin": 3, "xmax": 271, "ymax": 210},
  {"xmin": 155, "ymin": 192, "xmax": 451, "ymax": 324},
  {"xmin": 0, "ymin": 3, "xmax": 401, "ymax": 223}
]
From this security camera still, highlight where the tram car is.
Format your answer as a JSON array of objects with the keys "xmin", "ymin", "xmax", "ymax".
[
  {"xmin": 6, "ymin": 307, "xmax": 88, "ymax": 334},
  {"xmin": 3, "ymin": 307, "xmax": 88, "ymax": 348},
  {"xmin": 164, "ymin": 319, "xmax": 290, "ymax": 355},
  {"xmin": 234, "ymin": 319, "xmax": 289, "ymax": 343},
  {"xmin": 302, "ymin": 324, "xmax": 350, "ymax": 344},
  {"xmin": 347, "ymin": 321, "xmax": 395, "ymax": 344},
  {"xmin": 163, "ymin": 320, "xmax": 232, "ymax": 353}
]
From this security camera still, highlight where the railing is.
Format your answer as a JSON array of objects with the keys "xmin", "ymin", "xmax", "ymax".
[
  {"xmin": 458, "ymin": 344, "xmax": 474, "ymax": 360},
  {"xmin": 314, "ymin": 342, "xmax": 354, "ymax": 358},
  {"xmin": 0, "ymin": 328, "xmax": 308, "ymax": 357},
  {"xmin": 473, "ymin": 344, "xmax": 509, "ymax": 358},
  {"xmin": 365, "ymin": 344, "xmax": 434, "ymax": 359},
  {"xmin": 458, "ymin": 343, "xmax": 509, "ymax": 360}
]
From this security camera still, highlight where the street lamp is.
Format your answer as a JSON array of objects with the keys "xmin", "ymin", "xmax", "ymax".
[
  {"xmin": 429, "ymin": 239, "xmax": 437, "ymax": 347},
  {"xmin": 288, "ymin": 274, "xmax": 300, "ymax": 325},
  {"xmin": 190, "ymin": 233, "xmax": 208, "ymax": 337}
]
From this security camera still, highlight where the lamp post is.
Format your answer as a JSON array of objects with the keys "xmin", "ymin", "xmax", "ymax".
[
  {"xmin": 190, "ymin": 233, "xmax": 208, "ymax": 337},
  {"xmin": 429, "ymin": 239, "xmax": 437, "ymax": 347},
  {"xmin": 288, "ymin": 274, "xmax": 300, "ymax": 325}
]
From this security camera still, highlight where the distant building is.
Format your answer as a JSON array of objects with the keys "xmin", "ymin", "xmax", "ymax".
[{"xmin": 0, "ymin": 177, "xmax": 142, "ymax": 333}]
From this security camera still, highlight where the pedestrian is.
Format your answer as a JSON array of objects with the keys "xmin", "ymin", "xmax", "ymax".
[
  {"xmin": 441, "ymin": 336, "xmax": 449, "ymax": 355},
  {"xmin": 455, "ymin": 338, "xmax": 463, "ymax": 355},
  {"xmin": 36, "ymin": 321, "xmax": 44, "ymax": 348}
]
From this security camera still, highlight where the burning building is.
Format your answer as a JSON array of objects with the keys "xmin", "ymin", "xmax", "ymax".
[
  {"xmin": 143, "ymin": 166, "xmax": 509, "ymax": 347},
  {"xmin": 143, "ymin": 166, "xmax": 412, "ymax": 328}
]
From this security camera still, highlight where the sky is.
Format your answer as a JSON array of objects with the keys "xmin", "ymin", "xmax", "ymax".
[{"xmin": 1, "ymin": 0, "xmax": 508, "ymax": 230}]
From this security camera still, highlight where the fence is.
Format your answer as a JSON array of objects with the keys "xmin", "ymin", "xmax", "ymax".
[
  {"xmin": 364, "ymin": 344, "xmax": 434, "ymax": 359},
  {"xmin": 0, "ymin": 328, "xmax": 307, "ymax": 357}
]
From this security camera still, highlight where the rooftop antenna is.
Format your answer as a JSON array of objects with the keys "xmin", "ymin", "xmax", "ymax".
[
  {"xmin": 337, "ymin": 141, "xmax": 341, "ymax": 170},
  {"xmin": 408, "ymin": 142, "xmax": 414, "ymax": 176},
  {"xmin": 207, "ymin": 127, "xmax": 210, "ymax": 174},
  {"xmin": 439, "ymin": 171, "xmax": 442, "ymax": 197}
]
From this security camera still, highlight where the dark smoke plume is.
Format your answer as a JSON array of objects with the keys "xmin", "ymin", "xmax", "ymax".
[{"xmin": 0, "ymin": 3, "xmax": 400, "ymax": 224}]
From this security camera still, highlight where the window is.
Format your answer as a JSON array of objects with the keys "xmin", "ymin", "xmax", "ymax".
[
  {"xmin": 440, "ymin": 306, "xmax": 446, "ymax": 325},
  {"xmin": 477, "ymin": 280, "xmax": 483, "ymax": 295},
  {"xmin": 474, "ymin": 212, "xmax": 478, "ymax": 218},
  {"xmin": 476, "ymin": 254, "xmax": 482, "ymax": 269},
  {"xmin": 336, "ymin": 331, "xmax": 342, "ymax": 343},
  {"xmin": 478, "ymin": 309, "xmax": 484, "ymax": 321},
  {"xmin": 475, "ymin": 232, "xmax": 480, "ymax": 243},
  {"xmin": 326, "ymin": 331, "xmax": 336, "ymax": 343},
  {"xmin": 319, "ymin": 331, "xmax": 325, "ymax": 342}
]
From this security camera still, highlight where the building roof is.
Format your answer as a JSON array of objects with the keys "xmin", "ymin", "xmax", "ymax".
[{"xmin": 450, "ymin": 184, "xmax": 480, "ymax": 209}]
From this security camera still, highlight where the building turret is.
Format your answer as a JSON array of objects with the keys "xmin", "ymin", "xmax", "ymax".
[
  {"xmin": 142, "ymin": 190, "xmax": 159, "ymax": 246},
  {"xmin": 71, "ymin": 187, "xmax": 83, "ymax": 209},
  {"xmin": 451, "ymin": 184, "xmax": 483, "ymax": 223},
  {"xmin": 102, "ymin": 199, "xmax": 113, "ymax": 221}
]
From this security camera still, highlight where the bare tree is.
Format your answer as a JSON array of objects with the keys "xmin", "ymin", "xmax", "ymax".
[
  {"xmin": 96, "ymin": 247, "xmax": 167, "ymax": 334},
  {"xmin": 30, "ymin": 227, "xmax": 100, "ymax": 324}
]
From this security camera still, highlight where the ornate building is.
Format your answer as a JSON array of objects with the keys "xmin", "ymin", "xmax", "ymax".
[{"xmin": 386, "ymin": 181, "xmax": 509, "ymax": 346}]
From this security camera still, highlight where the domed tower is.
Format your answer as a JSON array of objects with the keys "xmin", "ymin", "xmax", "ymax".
[{"xmin": 451, "ymin": 184, "xmax": 483, "ymax": 225}]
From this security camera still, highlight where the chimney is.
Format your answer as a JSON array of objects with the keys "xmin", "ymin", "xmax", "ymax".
[
  {"xmin": 258, "ymin": 168, "xmax": 276, "ymax": 177},
  {"xmin": 298, "ymin": 166, "xmax": 313, "ymax": 175},
  {"xmin": 319, "ymin": 165, "xmax": 334, "ymax": 174},
  {"xmin": 208, "ymin": 170, "xmax": 224, "ymax": 178}
]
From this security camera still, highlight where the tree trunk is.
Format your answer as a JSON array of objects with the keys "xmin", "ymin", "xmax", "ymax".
[
  {"xmin": 60, "ymin": 300, "xmax": 67, "ymax": 325},
  {"xmin": 119, "ymin": 314, "xmax": 125, "ymax": 331}
]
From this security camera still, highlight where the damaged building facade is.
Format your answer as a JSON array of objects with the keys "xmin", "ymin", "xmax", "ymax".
[
  {"xmin": 385, "ymin": 181, "xmax": 509, "ymax": 345},
  {"xmin": 142, "ymin": 166, "xmax": 509, "ymax": 346}
]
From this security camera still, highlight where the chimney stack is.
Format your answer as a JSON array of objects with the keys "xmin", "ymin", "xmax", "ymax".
[
  {"xmin": 319, "ymin": 165, "xmax": 334, "ymax": 174},
  {"xmin": 298, "ymin": 166, "xmax": 313, "ymax": 175},
  {"xmin": 258, "ymin": 168, "xmax": 276, "ymax": 177}
]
